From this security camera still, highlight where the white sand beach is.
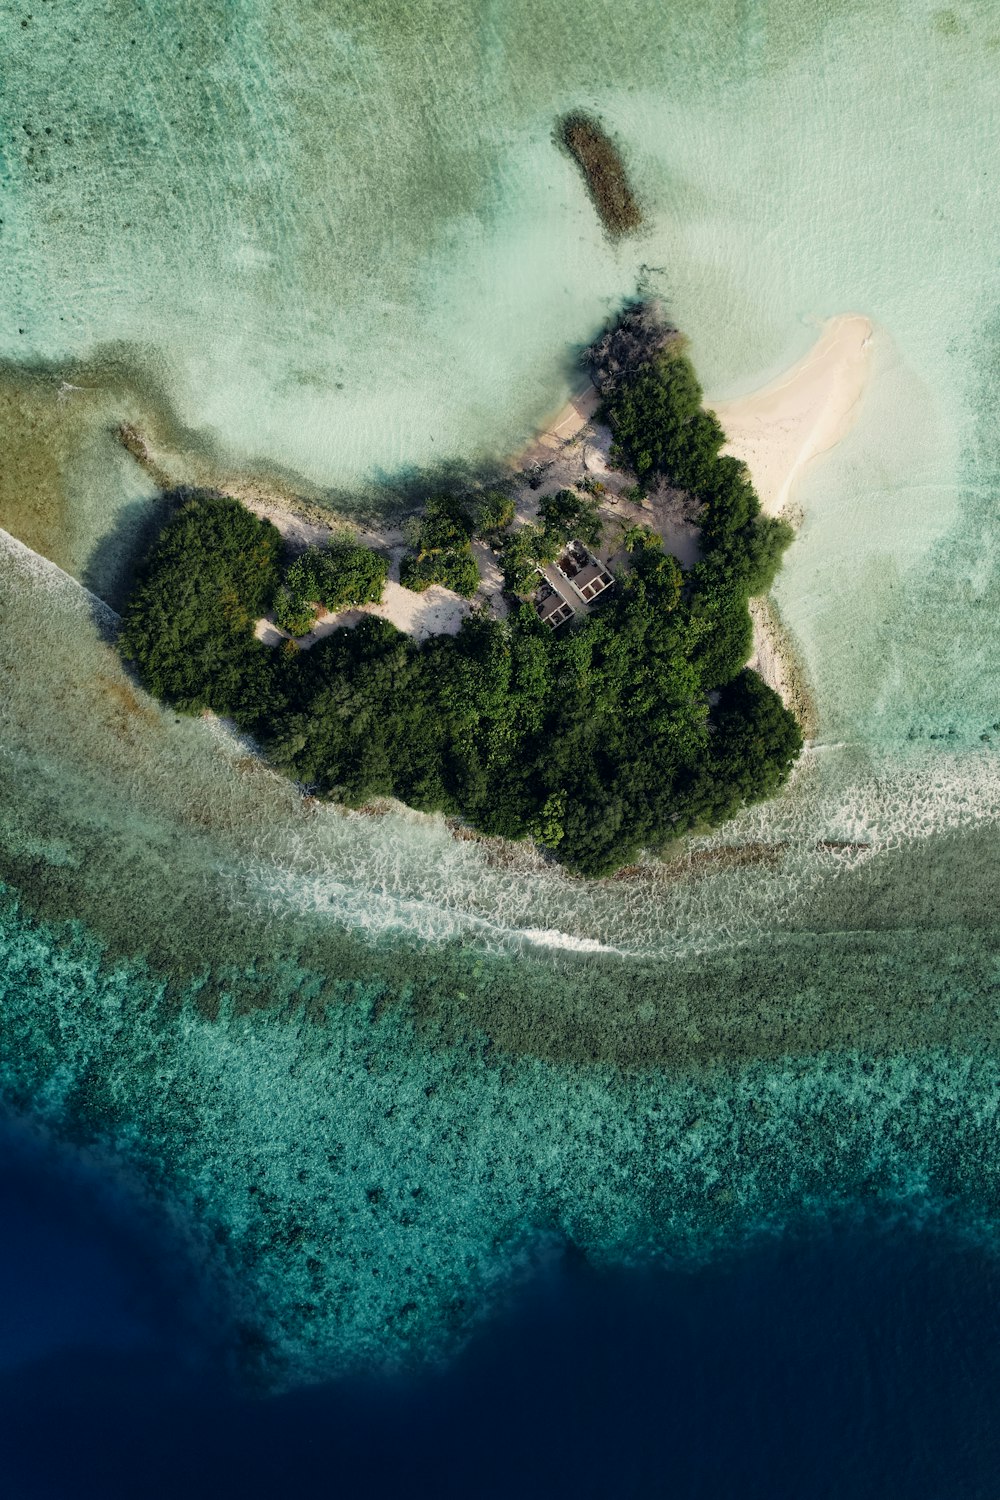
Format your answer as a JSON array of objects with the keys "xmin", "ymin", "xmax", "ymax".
[
  {"xmin": 711, "ymin": 314, "xmax": 875, "ymax": 516},
  {"xmin": 711, "ymin": 315, "xmax": 875, "ymax": 726}
]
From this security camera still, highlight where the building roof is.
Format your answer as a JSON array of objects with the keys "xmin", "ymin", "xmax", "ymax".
[
  {"xmin": 555, "ymin": 543, "xmax": 614, "ymax": 604},
  {"xmin": 535, "ymin": 578, "xmax": 575, "ymax": 628}
]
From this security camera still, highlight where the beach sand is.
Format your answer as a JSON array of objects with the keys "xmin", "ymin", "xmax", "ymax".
[
  {"xmin": 711, "ymin": 314, "xmax": 874, "ymax": 517},
  {"xmin": 708, "ymin": 314, "xmax": 874, "ymax": 727}
]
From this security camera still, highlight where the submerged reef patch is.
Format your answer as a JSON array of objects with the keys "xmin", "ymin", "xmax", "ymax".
[
  {"xmin": 3, "ymin": 882, "xmax": 1000, "ymax": 1391},
  {"xmin": 557, "ymin": 112, "xmax": 642, "ymax": 236}
]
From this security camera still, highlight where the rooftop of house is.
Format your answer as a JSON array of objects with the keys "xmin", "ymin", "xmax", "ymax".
[
  {"xmin": 554, "ymin": 541, "xmax": 614, "ymax": 603},
  {"xmin": 534, "ymin": 576, "xmax": 575, "ymax": 629}
]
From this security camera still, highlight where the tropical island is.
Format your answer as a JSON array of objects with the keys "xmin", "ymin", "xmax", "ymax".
[{"xmin": 118, "ymin": 302, "xmax": 804, "ymax": 877}]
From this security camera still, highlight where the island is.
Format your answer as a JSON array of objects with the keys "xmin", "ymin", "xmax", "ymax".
[{"xmin": 117, "ymin": 302, "xmax": 804, "ymax": 877}]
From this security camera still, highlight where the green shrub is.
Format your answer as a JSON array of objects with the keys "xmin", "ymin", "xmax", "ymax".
[
  {"xmin": 603, "ymin": 350, "xmax": 725, "ymax": 487},
  {"xmin": 537, "ymin": 488, "xmax": 604, "ymax": 550},
  {"xmin": 473, "ymin": 490, "xmax": 516, "ymax": 537},
  {"xmin": 273, "ymin": 585, "xmax": 319, "ymax": 637},
  {"xmin": 399, "ymin": 495, "xmax": 479, "ymax": 597},
  {"xmin": 412, "ymin": 495, "xmax": 474, "ymax": 551},
  {"xmin": 418, "ymin": 510, "xmax": 471, "ymax": 554},
  {"xmin": 399, "ymin": 549, "xmax": 480, "ymax": 597},
  {"xmin": 118, "ymin": 492, "xmax": 282, "ymax": 714},
  {"xmin": 284, "ymin": 539, "xmax": 388, "ymax": 617},
  {"xmin": 498, "ymin": 528, "xmax": 548, "ymax": 595},
  {"xmin": 740, "ymin": 515, "xmax": 795, "ymax": 595}
]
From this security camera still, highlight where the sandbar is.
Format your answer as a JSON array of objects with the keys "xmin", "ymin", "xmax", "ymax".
[{"xmin": 711, "ymin": 314, "xmax": 874, "ymax": 516}]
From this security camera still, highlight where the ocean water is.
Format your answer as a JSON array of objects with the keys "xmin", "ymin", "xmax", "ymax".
[
  {"xmin": 5, "ymin": 1199, "xmax": 1000, "ymax": 1498},
  {"xmin": 1, "ymin": 0, "xmax": 1000, "ymax": 1474}
]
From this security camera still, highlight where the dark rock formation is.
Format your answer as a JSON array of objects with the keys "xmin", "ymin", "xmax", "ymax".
[{"xmin": 557, "ymin": 112, "xmax": 642, "ymax": 237}]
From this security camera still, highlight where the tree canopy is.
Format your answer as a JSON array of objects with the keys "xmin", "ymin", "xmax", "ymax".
[
  {"xmin": 117, "ymin": 493, "xmax": 283, "ymax": 714},
  {"xmin": 471, "ymin": 489, "xmax": 517, "ymax": 538},
  {"xmin": 399, "ymin": 495, "xmax": 480, "ymax": 597},
  {"xmin": 538, "ymin": 488, "xmax": 604, "ymax": 551},
  {"xmin": 274, "ymin": 537, "xmax": 388, "ymax": 635},
  {"xmin": 594, "ymin": 315, "xmax": 796, "ymax": 694}
]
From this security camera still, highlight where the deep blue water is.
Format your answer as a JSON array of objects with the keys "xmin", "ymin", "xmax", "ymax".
[{"xmin": 2, "ymin": 1124, "xmax": 1000, "ymax": 1499}]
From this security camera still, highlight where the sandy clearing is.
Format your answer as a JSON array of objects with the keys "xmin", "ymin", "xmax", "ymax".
[{"xmin": 256, "ymin": 578, "xmax": 476, "ymax": 650}]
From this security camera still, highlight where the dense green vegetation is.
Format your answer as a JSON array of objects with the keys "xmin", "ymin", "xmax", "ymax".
[
  {"xmin": 274, "ymin": 537, "xmax": 388, "ymax": 636},
  {"xmin": 117, "ymin": 494, "xmax": 283, "ymax": 713},
  {"xmin": 597, "ymin": 311, "xmax": 795, "ymax": 692},
  {"xmin": 498, "ymin": 526, "xmax": 552, "ymax": 595},
  {"xmin": 118, "ymin": 306, "xmax": 803, "ymax": 876},
  {"xmin": 399, "ymin": 494, "xmax": 480, "ymax": 597},
  {"xmin": 537, "ymin": 488, "xmax": 604, "ymax": 550},
  {"xmin": 471, "ymin": 489, "xmax": 517, "ymax": 538}
]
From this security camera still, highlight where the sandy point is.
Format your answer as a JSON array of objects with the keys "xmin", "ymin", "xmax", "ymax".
[{"xmin": 710, "ymin": 314, "xmax": 875, "ymax": 517}]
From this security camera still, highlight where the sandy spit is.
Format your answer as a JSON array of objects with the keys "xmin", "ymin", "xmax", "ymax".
[
  {"xmin": 711, "ymin": 314, "xmax": 874, "ymax": 518},
  {"xmin": 710, "ymin": 315, "xmax": 874, "ymax": 727}
]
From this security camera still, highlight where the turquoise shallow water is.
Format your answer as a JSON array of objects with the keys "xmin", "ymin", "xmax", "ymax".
[{"xmin": 1, "ymin": 0, "xmax": 999, "ymax": 1386}]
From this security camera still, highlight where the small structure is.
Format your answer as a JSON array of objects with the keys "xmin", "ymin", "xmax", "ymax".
[
  {"xmin": 534, "ymin": 577, "xmax": 574, "ymax": 630},
  {"xmin": 554, "ymin": 540, "xmax": 614, "ymax": 604}
]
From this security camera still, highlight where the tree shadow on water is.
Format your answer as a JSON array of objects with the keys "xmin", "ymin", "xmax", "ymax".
[{"xmin": 82, "ymin": 487, "xmax": 201, "ymax": 621}]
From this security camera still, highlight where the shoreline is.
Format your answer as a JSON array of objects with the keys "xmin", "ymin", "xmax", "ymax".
[
  {"xmin": 534, "ymin": 313, "xmax": 875, "ymax": 522},
  {"xmin": 747, "ymin": 596, "xmax": 817, "ymax": 740},
  {"xmin": 520, "ymin": 382, "xmax": 602, "ymax": 467},
  {"xmin": 711, "ymin": 313, "xmax": 874, "ymax": 518}
]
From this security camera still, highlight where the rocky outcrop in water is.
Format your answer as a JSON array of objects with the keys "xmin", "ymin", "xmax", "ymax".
[{"xmin": 557, "ymin": 112, "xmax": 642, "ymax": 237}]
